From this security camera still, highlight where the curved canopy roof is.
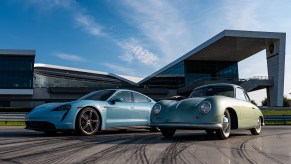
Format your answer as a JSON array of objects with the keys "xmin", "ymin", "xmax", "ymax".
[
  {"xmin": 138, "ymin": 30, "xmax": 285, "ymax": 84},
  {"xmin": 34, "ymin": 63, "xmax": 142, "ymax": 85}
]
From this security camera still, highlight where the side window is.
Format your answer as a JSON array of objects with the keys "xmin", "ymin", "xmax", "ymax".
[
  {"xmin": 235, "ymin": 88, "xmax": 247, "ymax": 101},
  {"xmin": 114, "ymin": 91, "xmax": 132, "ymax": 103},
  {"xmin": 133, "ymin": 92, "xmax": 150, "ymax": 103}
]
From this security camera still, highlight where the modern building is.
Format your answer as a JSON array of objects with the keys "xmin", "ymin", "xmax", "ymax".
[
  {"xmin": 0, "ymin": 49, "xmax": 35, "ymax": 107},
  {"xmin": 0, "ymin": 30, "xmax": 286, "ymax": 107},
  {"xmin": 139, "ymin": 30, "xmax": 286, "ymax": 106}
]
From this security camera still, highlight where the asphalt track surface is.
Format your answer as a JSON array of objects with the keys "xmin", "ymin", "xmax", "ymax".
[{"xmin": 0, "ymin": 126, "xmax": 291, "ymax": 164}]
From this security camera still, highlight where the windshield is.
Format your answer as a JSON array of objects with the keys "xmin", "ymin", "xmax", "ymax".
[
  {"xmin": 189, "ymin": 86, "xmax": 234, "ymax": 98},
  {"xmin": 79, "ymin": 90, "xmax": 116, "ymax": 101}
]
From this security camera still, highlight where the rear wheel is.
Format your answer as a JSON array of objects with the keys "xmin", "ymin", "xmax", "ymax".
[
  {"xmin": 76, "ymin": 107, "xmax": 100, "ymax": 136},
  {"xmin": 216, "ymin": 110, "xmax": 231, "ymax": 140},
  {"xmin": 160, "ymin": 128, "xmax": 176, "ymax": 138},
  {"xmin": 250, "ymin": 118, "xmax": 262, "ymax": 135}
]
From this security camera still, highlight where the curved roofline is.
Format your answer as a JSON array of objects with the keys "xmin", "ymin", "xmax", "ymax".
[{"xmin": 34, "ymin": 63, "xmax": 140, "ymax": 85}]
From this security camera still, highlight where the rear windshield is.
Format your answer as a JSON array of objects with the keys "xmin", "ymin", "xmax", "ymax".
[{"xmin": 189, "ymin": 86, "xmax": 234, "ymax": 98}]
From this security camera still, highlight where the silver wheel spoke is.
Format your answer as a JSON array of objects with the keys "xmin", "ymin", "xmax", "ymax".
[
  {"xmin": 89, "ymin": 110, "xmax": 93, "ymax": 119},
  {"xmin": 82, "ymin": 115, "xmax": 89, "ymax": 121},
  {"xmin": 92, "ymin": 119, "xmax": 98, "ymax": 123},
  {"xmin": 83, "ymin": 124, "xmax": 89, "ymax": 130},
  {"xmin": 88, "ymin": 124, "xmax": 93, "ymax": 132}
]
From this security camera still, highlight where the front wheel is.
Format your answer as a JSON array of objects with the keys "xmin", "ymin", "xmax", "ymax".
[
  {"xmin": 76, "ymin": 107, "xmax": 100, "ymax": 136},
  {"xmin": 250, "ymin": 118, "xmax": 262, "ymax": 135},
  {"xmin": 216, "ymin": 110, "xmax": 231, "ymax": 140},
  {"xmin": 160, "ymin": 128, "xmax": 176, "ymax": 138}
]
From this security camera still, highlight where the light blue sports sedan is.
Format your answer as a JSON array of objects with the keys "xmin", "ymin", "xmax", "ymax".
[{"xmin": 25, "ymin": 89, "xmax": 156, "ymax": 135}]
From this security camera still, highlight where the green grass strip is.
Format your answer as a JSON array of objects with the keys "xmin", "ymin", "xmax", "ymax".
[{"xmin": 0, "ymin": 121, "xmax": 25, "ymax": 126}]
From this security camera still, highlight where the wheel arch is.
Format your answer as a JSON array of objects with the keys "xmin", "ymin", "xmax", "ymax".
[
  {"xmin": 75, "ymin": 106, "xmax": 103, "ymax": 131},
  {"xmin": 226, "ymin": 107, "xmax": 238, "ymax": 129},
  {"xmin": 260, "ymin": 116, "xmax": 264, "ymax": 126}
]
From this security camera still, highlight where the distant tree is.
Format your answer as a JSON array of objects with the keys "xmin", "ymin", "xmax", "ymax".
[
  {"xmin": 261, "ymin": 98, "xmax": 268, "ymax": 106},
  {"xmin": 283, "ymin": 97, "xmax": 289, "ymax": 107},
  {"xmin": 261, "ymin": 97, "xmax": 290, "ymax": 107},
  {"xmin": 250, "ymin": 100, "xmax": 257, "ymax": 106}
]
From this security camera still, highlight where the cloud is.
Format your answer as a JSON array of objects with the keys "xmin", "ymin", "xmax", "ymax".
[
  {"xmin": 119, "ymin": 0, "xmax": 195, "ymax": 64},
  {"xmin": 54, "ymin": 52, "xmax": 86, "ymax": 62},
  {"xmin": 117, "ymin": 38, "xmax": 159, "ymax": 66},
  {"xmin": 74, "ymin": 13, "xmax": 104, "ymax": 37},
  {"xmin": 103, "ymin": 63, "xmax": 137, "ymax": 76},
  {"xmin": 26, "ymin": 0, "xmax": 104, "ymax": 37},
  {"xmin": 25, "ymin": 0, "xmax": 75, "ymax": 11},
  {"xmin": 223, "ymin": 0, "xmax": 263, "ymax": 30}
]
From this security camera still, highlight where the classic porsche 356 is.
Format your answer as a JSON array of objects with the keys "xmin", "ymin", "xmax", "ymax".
[{"xmin": 151, "ymin": 83, "xmax": 264, "ymax": 140}]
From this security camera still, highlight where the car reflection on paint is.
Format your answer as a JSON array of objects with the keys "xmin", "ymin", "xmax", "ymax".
[
  {"xmin": 151, "ymin": 83, "xmax": 264, "ymax": 140},
  {"xmin": 25, "ymin": 89, "xmax": 157, "ymax": 135}
]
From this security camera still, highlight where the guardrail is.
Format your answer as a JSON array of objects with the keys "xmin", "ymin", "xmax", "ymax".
[
  {"xmin": 264, "ymin": 115, "xmax": 291, "ymax": 125},
  {"xmin": 1, "ymin": 113, "xmax": 291, "ymax": 125},
  {"xmin": 0, "ymin": 112, "xmax": 27, "ymax": 122}
]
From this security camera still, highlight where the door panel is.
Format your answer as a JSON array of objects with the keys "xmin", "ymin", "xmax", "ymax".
[
  {"xmin": 106, "ymin": 91, "xmax": 134, "ymax": 128},
  {"xmin": 106, "ymin": 102, "xmax": 134, "ymax": 128},
  {"xmin": 133, "ymin": 103, "xmax": 151, "ymax": 126}
]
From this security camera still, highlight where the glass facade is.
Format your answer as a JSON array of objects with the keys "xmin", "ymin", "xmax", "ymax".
[
  {"xmin": 141, "ymin": 62, "xmax": 185, "ymax": 88},
  {"xmin": 160, "ymin": 61, "xmax": 184, "ymax": 75},
  {"xmin": 0, "ymin": 55, "xmax": 34, "ymax": 89},
  {"xmin": 142, "ymin": 60, "xmax": 238, "ymax": 88},
  {"xmin": 33, "ymin": 73, "xmax": 130, "ymax": 88},
  {"xmin": 184, "ymin": 60, "xmax": 238, "ymax": 85}
]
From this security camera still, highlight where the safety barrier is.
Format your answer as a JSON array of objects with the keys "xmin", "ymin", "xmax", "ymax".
[
  {"xmin": 1, "ymin": 113, "xmax": 291, "ymax": 125},
  {"xmin": 264, "ymin": 115, "xmax": 291, "ymax": 125},
  {"xmin": 0, "ymin": 112, "xmax": 27, "ymax": 122}
]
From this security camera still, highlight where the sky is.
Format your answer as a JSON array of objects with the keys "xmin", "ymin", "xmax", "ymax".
[{"xmin": 0, "ymin": 0, "xmax": 290, "ymax": 105}]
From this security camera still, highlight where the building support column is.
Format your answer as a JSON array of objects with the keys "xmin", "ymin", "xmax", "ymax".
[{"xmin": 266, "ymin": 35, "xmax": 286, "ymax": 106}]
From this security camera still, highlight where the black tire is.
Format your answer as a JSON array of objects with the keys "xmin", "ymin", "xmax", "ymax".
[
  {"xmin": 160, "ymin": 128, "xmax": 176, "ymax": 138},
  {"xmin": 216, "ymin": 110, "xmax": 231, "ymax": 140},
  {"xmin": 76, "ymin": 107, "xmax": 100, "ymax": 136},
  {"xmin": 205, "ymin": 129, "xmax": 215, "ymax": 135},
  {"xmin": 250, "ymin": 118, "xmax": 262, "ymax": 135},
  {"xmin": 149, "ymin": 127, "xmax": 160, "ymax": 132}
]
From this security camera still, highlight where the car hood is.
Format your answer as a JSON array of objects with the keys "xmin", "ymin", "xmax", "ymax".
[
  {"xmin": 159, "ymin": 97, "xmax": 205, "ymax": 110},
  {"xmin": 30, "ymin": 102, "xmax": 68, "ymax": 113}
]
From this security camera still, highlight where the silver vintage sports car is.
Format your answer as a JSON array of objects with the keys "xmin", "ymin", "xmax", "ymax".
[{"xmin": 150, "ymin": 83, "xmax": 264, "ymax": 140}]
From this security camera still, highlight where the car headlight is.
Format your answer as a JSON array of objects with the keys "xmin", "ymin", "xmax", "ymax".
[
  {"xmin": 153, "ymin": 104, "xmax": 161, "ymax": 115},
  {"xmin": 52, "ymin": 104, "xmax": 71, "ymax": 111},
  {"xmin": 199, "ymin": 101, "xmax": 211, "ymax": 114}
]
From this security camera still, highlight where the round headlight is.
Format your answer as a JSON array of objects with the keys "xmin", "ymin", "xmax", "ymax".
[
  {"xmin": 153, "ymin": 104, "xmax": 161, "ymax": 115},
  {"xmin": 199, "ymin": 101, "xmax": 211, "ymax": 114}
]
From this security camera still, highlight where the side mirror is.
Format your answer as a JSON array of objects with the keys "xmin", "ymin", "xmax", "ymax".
[{"xmin": 109, "ymin": 97, "xmax": 123, "ymax": 104}]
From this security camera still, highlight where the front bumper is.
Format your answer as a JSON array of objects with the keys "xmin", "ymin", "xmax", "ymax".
[
  {"xmin": 151, "ymin": 122, "xmax": 223, "ymax": 130},
  {"xmin": 25, "ymin": 111, "xmax": 75, "ymax": 131},
  {"xmin": 25, "ymin": 121, "xmax": 56, "ymax": 131}
]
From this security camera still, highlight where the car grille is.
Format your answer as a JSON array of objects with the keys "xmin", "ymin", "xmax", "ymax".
[{"xmin": 25, "ymin": 121, "xmax": 56, "ymax": 131}]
